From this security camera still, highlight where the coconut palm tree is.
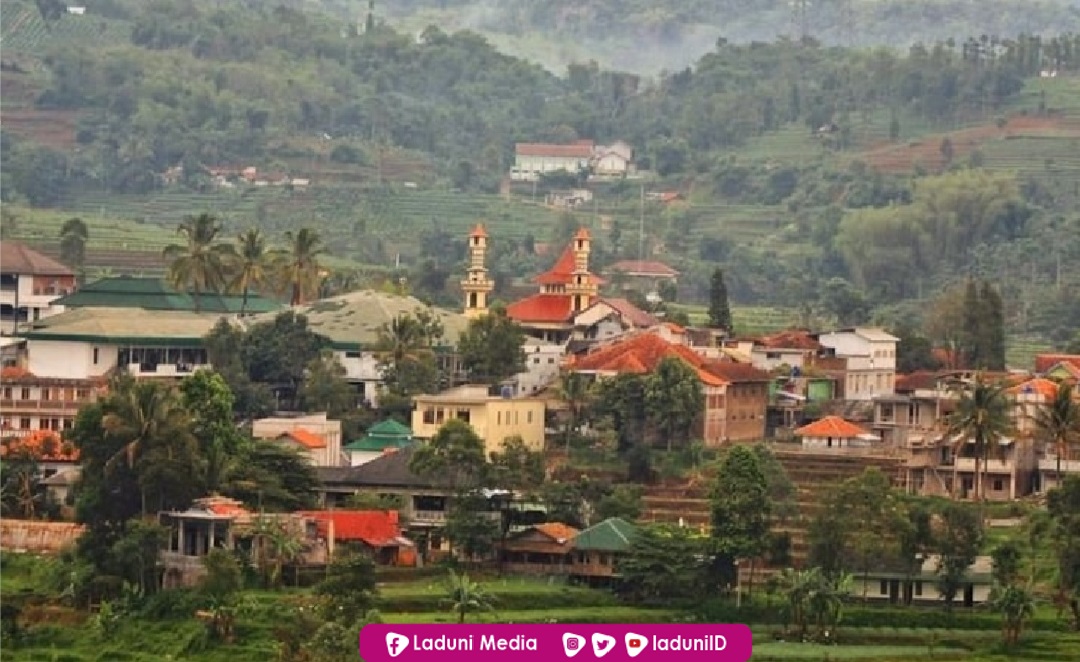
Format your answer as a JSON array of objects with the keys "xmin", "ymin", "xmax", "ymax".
[
  {"xmin": 279, "ymin": 228, "xmax": 325, "ymax": 306},
  {"xmin": 946, "ymin": 375, "xmax": 1013, "ymax": 501},
  {"xmin": 1032, "ymin": 380, "xmax": 1080, "ymax": 489},
  {"xmin": 444, "ymin": 570, "xmax": 494, "ymax": 624},
  {"xmin": 228, "ymin": 228, "xmax": 276, "ymax": 314},
  {"xmin": 163, "ymin": 213, "xmax": 234, "ymax": 309},
  {"xmin": 101, "ymin": 378, "xmax": 195, "ymax": 515}
]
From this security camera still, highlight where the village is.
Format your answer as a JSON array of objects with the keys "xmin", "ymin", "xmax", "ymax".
[{"xmin": 1, "ymin": 220, "xmax": 1078, "ymax": 610}]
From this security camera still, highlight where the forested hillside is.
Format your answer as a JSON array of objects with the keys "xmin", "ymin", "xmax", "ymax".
[{"xmin": 1, "ymin": 0, "xmax": 1079, "ymax": 356}]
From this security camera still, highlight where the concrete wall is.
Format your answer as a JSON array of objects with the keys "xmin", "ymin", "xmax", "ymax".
[{"xmin": 1, "ymin": 520, "xmax": 85, "ymax": 553}]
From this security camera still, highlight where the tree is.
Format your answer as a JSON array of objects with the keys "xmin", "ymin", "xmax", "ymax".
[
  {"xmin": 1047, "ymin": 476, "xmax": 1080, "ymax": 629},
  {"xmin": 936, "ymin": 502, "xmax": 984, "ymax": 611},
  {"xmin": 618, "ymin": 524, "xmax": 705, "ymax": 603},
  {"xmin": 226, "ymin": 443, "xmax": 319, "ymax": 512},
  {"xmin": 978, "ymin": 281, "xmax": 1006, "ymax": 371},
  {"xmin": 280, "ymin": 228, "xmax": 325, "ymax": 306},
  {"xmin": 596, "ymin": 484, "xmax": 643, "ymax": 522},
  {"xmin": 457, "ymin": 310, "xmax": 526, "ymax": 384},
  {"xmin": 992, "ymin": 584, "xmax": 1036, "ymax": 646},
  {"xmin": 991, "ymin": 541, "xmax": 1023, "ymax": 587},
  {"xmin": 299, "ymin": 351, "xmax": 356, "ymax": 418},
  {"xmin": 375, "ymin": 313, "xmax": 441, "ymax": 402},
  {"xmin": 229, "ymin": 228, "xmax": 276, "ymax": 314},
  {"xmin": 179, "ymin": 370, "xmax": 244, "ymax": 493},
  {"xmin": 709, "ymin": 446, "xmax": 771, "ymax": 596},
  {"xmin": 1033, "ymin": 380, "xmax": 1080, "ymax": 487},
  {"xmin": 895, "ymin": 323, "xmax": 944, "ymax": 373},
  {"xmin": 644, "ymin": 357, "xmax": 703, "ymax": 451},
  {"xmin": 163, "ymin": 213, "xmax": 234, "ymax": 307},
  {"xmin": 489, "ymin": 436, "xmax": 544, "ymax": 495},
  {"xmin": 315, "ymin": 552, "xmax": 377, "ymax": 624},
  {"xmin": 947, "ymin": 375, "xmax": 1013, "ymax": 501},
  {"xmin": 59, "ymin": 217, "xmax": 88, "ymax": 277},
  {"xmin": 444, "ymin": 570, "xmax": 494, "ymax": 623},
  {"xmin": 557, "ymin": 371, "xmax": 593, "ymax": 451},
  {"xmin": 243, "ymin": 311, "xmax": 331, "ymax": 405},
  {"xmin": 200, "ymin": 549, "xmax": 244, "ymax": 642},
  {"xmin": 706, "ymin": 268, "xmax": 732, "ymax": 332}
]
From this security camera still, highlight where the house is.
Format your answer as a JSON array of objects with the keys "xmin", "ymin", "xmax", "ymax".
[
  {"xmin": 314, "ymin": 446, "xmax": 503, "ymax": 561},
  {"xmin": 604, "ymin": 260, "xmax": 679, "ymax": 289},
  {"xmin": 871, "ymin": 372, "xmax": 956, "ymax": 496},
  {"xmin": 1009, "ymin": 377, "xmax": 1080, "ymax": 493},
  {"xmin": 504, "ymin": 229, "xmax": 656, "ymax": 343},
  {"xmin": 343, "ymin": 419, "xmax": 414, "ymax": 466},
  {"xmin": 815, "ymin": 328, "xmax": 899, "ymax": 401},
  {"xmin": 546, "ymin": 189, "xmax": 594, "ymax": 209},
  {"xmin": 1, "ymin": 241, "xmax": 76, "ymax": 333},
  {"xmin": 21, "ymin": 307, "xmax": 221, "ymax": 380},
  {"xmin": 591, "ymin": 141, "xmax": 635, "ymax": 177},
  {"xmin": 297, "ymin": 510, "xmax": 416, "ymax": 566},
  {"xmin": 159, "ymin": 496, "xmax": 328, "ymax": 588},
  {"xmin": 1, "ymin": 336, "xmax": 23, "ymax": 368},
  {"xmin": 253, "ymin": 413, "xmax": 344, "ymax": 467},
  {"xmin": 516, "ymin": 338, "xmax": 566, "ymax": 396},
  {"xmin": 794, "ymin": 416, "xmax": 881, "ymax": 450},
  {"xmin": 852, "ymin": 554, "xmax": 993, "ymax": 606},
  {"xmin": 0, "ymin": 429, "xmax": 81, "ymax": 510},
  {"xmin": 53, "ymin": 275, "xmax": 281, "ymax": 315},
  {"xmin": 1035, "ymin": 354, "xmax": 1080, "ymax": 381},
  {"xmin": 498, "ymin": 522, "xmax": 578, "ymax": 575},
  {"xmin": 569, "ymin": 517, "xmax": 638, "ymax": 585},
  {"xmin": 570, "ymin": 330, "xmax": 770, "ymax": 445},
  {"xmin": 0, "ymin": 366, "xmax": 106, "ymax": 438},
  {"xmin": 411, "ymin": 385, "xmax": 547, "ymax": 455},
  {"xmin": 511, "ymin": 141, "xmax": 594, "ymax": 182},
  {"xmin": 749, "ymin": 329, "xmax": 822, "ymax": 372},
  {"xmin": 273, "ymin": 289, "xmax": 470, "ymax": 407}
]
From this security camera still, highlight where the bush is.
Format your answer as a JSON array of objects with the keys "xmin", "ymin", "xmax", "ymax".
[{"xmin": 138, "ymin": 588, "xmax": 206, "ymax": 620}]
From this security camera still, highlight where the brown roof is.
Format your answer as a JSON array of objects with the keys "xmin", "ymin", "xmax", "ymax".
[
  {"xmin": 757, "ymin": 329, "xmax": 820, "ymax": 351},
  {"xmin": 706, "ymin": 361, "xmax": 772, "ymax": 383},
  {"xmin": 0, "ymin": 242, "xmax": 74, "ymax": 276},
  {"xmin": 606, "ymin": 260, "xmax": 680, "ymax": 277},
  {"xmin": 515, "ymin": 141, "xmax": 595, "ymax": 158},
  {"xmin": 895, "ymin": 371, "xmax": 938, "ymax": 393},
  {"xmin": 571, "ymin": 331, "xmax": 729, "ymax": 387},
  {"xmin": 597, "ymin": 297, "xmax": 660, "ymax": 328},
  {"xmin": 794, "ymin": 416, "xmax": 869, "ymax": 438},
  {"xmin": 1035, "ymin": 354, "xmax": 1080, "ymax": 373}
]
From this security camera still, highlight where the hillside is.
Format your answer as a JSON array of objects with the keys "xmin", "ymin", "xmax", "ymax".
[{"xmin": 1, "ymin": 0, "xmax": 1079, "ymax": 358}]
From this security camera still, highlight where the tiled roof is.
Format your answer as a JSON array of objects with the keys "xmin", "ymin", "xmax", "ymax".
[
  {"xmin": 571, "ymin": 332, "xmax": 729, "ymax": 387},
  {"xmin": 895, "ymin": 371, "xmax": 939, "ymax": 393},
  {"xmin": 606, "ymin": 260, "xmax": 680, "ymax": 277},
  {"xmin": 298, "ymin": 510, "xmax": 403, "ymax": 545},
  {"xmin": 1035, "ymin": 354, "xmax": 1080, "ymax": 373},
  {"xmin": 706, "ymin": 361, "xmax": 771, "ymax": 383},
  {"xmin": 506, "ymin": 293, "xmax": 577, "ymax": 324},
  {"xmin": 794, "ymin": 415, "xmax": 869, "ymax": 438},
  {"xmin": 572, "ymin": 517, "xmax": 637, "ymax": 552},
  {"xmin": 0, "ymin": 242, "xmax": 74, "ymax": 276},
  {"xmin": 535, "ymin": 245, "xmax": 579, "ymax": 286},
  {"xmin": 757, "ymin": 329, "xmax": 820, "ymax": 351},
  {"xmin": 534, "ymin": 522, "xmax": 580, "ymax": 543},
  {"xmin": 597, "ymin": 297, "xmax": 659, "ymax": 328},
  {"xmin": 278, "ymin": 428, "xmax": 327, "ymax": 449},
  {"xmin": 515, "ymin": 142, "xmax": 595, "ymax": 158},
  {"xmin": 0, "ymin": 430, "xmax": 78, "ymax": 461},
  {"xmin": 469, "ymin": 224, "xmax": 489, "ymax": 238},
  {"xmin": 1, "ymin": 366, "xmax": 32, "ymax": 379},
  {"xmin": 55, "ymin": 276, "xmax": 281, "ymax": 314},
  {"xmin": 1009, "ymin": 377, "xmax": 1061, "ymax": 399}
]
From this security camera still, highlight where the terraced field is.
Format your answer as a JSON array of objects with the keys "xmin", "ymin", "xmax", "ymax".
[{"xmin": 0, "ymin": 6, "xmax": 131, "ymax": 55}]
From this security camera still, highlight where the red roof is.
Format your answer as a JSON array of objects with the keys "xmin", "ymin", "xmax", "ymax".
[
  {"xmin": 0, "ymin": 429, "xmax": 78, "ymax": 462},
  {"xmin": 469, "ymin": 224, "xmax": 488, "ymax": 238},
  {"xmin": 607, "ymin": 260, "xmax": 680, "ymax": 278},
  {"xmin": 1036, "ymin": 354, "xmax": 1080, "ymax": 373},
  {"xmin": 299, "ymin": 510, "xmax": 403, "ymax": 546},
  {"xmin": 532, "ymin": 244, "xmax": 606, "ymax": 287},
  {"xmin": 1009, "ymin": 377, "xmax": 1061, "ymax": 399},
  {"xmin": 506, "ymin": 293, "xmax": 578, "ymax": 324},
  {"xmin": 706, "ymin": 361, "xmax": 771, "ymax": 383},
  {"xmin": 572, "ymin": 332, "xmax": 730, "ymax": 387},
  {"xmin": 794, "ymin": 416, "xmax": 869, "ymax": 438},
  {"xmin": 596, "ymin": 297, "xmax": 659, "ymax": 328},
  {"xmin": 515, "ymin": 141, "xmax": 595, "ymax": 158},
  {"xmin": 895, "ymin": 371, "xmax": 939, "ymax": 393},
  {"xmin": 1, "ymin": 366, "xmax": 32, "ymax": 379},
  {"xmin": 278, "ymin": 428, "xmax": 327, "ymax": 449},
  {"xmin": 757, "ymin": 329, "xmax": 820, "ymax": 351},
  {"xmin": 534, "ymin": 522, "xmax": 579, "ymax": 543},
  {"xmin": 0, "ymin": 241, "xmax": 75, "ymax": 276}
]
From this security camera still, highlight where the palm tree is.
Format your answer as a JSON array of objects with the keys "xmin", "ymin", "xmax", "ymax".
[
  {"xmin": 163, "ymin": 213, "xmax": 234, "ymax": 309},
  {"xmin": 251, "ymin": 518, "xmax": 305, "ymax": 588},
  {"xmin": 444, "ymin": 570, "xmax": 494, "ymax": 624},
  {"xmin": 59, "ymin": 217, "xmax": 88, "ymax": 278},
  {"xmin": 557, "ymin": 371, "xmax": 593, "ymax": 453},
  {"xmin": 228, "ymin": 228, "xmax": 276, "ymax": 314},
  {"xmin": 946, "ymin": 375, "xmax": 1013, "ymax": 501},
  {"xmin": 101, "ymin": 378, "xmax": 193, "ymax": 515},
  {"xmin": 279, "ymin": 228, "xmax": 325, "ymax": 306},
  {"xmin": 1032, "ymin": 380, "xmax": 1080, "ymax": 489}
]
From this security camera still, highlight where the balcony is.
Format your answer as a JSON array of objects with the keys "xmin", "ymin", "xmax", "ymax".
[
  {"xmin": 954, "ymin": 457, "xmax": 1015, "ymax": 473},
  {"xmin": 1038, "ymin": 457, "xmax": 1080, "ymax": 474},
  {"xmin": 127, "ymin": 363, "xmax": 207, "ymax": 377},
  {"xmin": 412, "ymin": 510, "xmax": 448, "ymax": 524},
  {"xmin": 0, "ymin": 398, "xmax": 84, "ymax": 412}
]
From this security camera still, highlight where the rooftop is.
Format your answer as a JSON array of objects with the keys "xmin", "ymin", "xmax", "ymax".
[
  {"xmin": 316, "ymin": 445, "xmax": 453, "ymax": 490},
  {"xmin": 297, "ymin": 510, "xmax": 406, "ymax": 546},
  {"xmin": 819, "ymin": 327, "xmax": 900, "ymax": 343},
  {"xmin": 571, "ymin": 331, "xmax": 731, "ymax": 387},
  {"xmin": 1035, "ymin": 354, "xmax": 1080, "ymax": 374},
  {"xmin": 276, "ymin": 428, "xmax": 327, "ymax": 450},
  {"xmin": 794, "ymin": 415, "xmax": 871, "ymax": 438},
  {"xmin": 21, "ymin": 307, "xmax": 226, "ymax": 345},
  {"xmin": 515, "ymin": 141, "xmax": 595, "ymax": 158},
  {"xmin": 0, "ymin": 241, "xmax": 74, "ymax": 277},
  {"xmin": 532, "ymin": 243, "xmax": 605, "ymax": 287},
  {"xmin": 344, "ymin": 419, "xmax": 414, "ymax": 453},
  {"xmin": 262, "ymin": 290, "xmax": 469, "ymax": 349},
  {"xmin": 605, "ymin": 260, "xmax": 680, "ymax": 278},
  {"xmin": 1009, "ymin": 377, "xmax": 1062, "ymax": 399},
  {"xmin": 54, "ymin": 276, "xmax": 281, "ymax": 314},
  {"xmin": 756, "ymin": 329, "xmax": 821, "ymax": 351},
  {"xmin": 572, "ymin": 517, "xmax": 637, "ymax": 552}
]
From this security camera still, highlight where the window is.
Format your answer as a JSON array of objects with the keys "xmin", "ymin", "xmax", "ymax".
[
  {"xmin": 344, "ymin": 351, "xmax": 361, "ymax": 359},
  {"xmin": 497, "ymin": 411, "xmax": 502, "ymax": 425},
  {"xmin": 914, "ymin": 582, "xmax": 923, "ymax": 597},
  {"xmin": 880, "ymin": 580, "xmax": 889, "ymax": 595},
  {"xmin": 63, "ymin": 418, "xmax": 73, "ymax": 430},
  {"xmin": 20, "ymin": 388, "xmax": 30, "ymax": 400},
  {"xmin": 992, "ymin": 479, "xmax": 1004, "ymax": 492},
  {"xmin": 93, "ymin": 347, "xmax": 99, "ymax": 364},
  {"xmin": 76, "ymin": 389, "xmax": 90, "ymax": 400},
  {"xmin": 456, "ymin": 409, "xmax": 471, "ymax": 424},
  {"xmin": 527, "ymin": 411, "xmax": 533, "ymax": 424},
  {"xmin": 41, "ymin": 388, "xmax": 50, "ymax": 401},
  {"xmin": 19, "ymin": 418, "xmax": 30, "ymax": 429},
  {"xmin": 422, "ymin": 408, "xmax": 435, "ymax": 425},
  {"xmin": 533, "ymin": 357, "xmax": 540, "ymax": 364},
  {"xmin": 1, "ymin": 387, "xmax": 10, "ymax": 400},
  {"xmin": 435, "ymin": 408, "xmax": 445, "ymax": 424},
  {"xmin": 879, "ymin": 404, "xmax": 894, "ymax": 422},
  {"xmin": 547, "ymin": 358, "xmax": 555, "ymax": 364}
]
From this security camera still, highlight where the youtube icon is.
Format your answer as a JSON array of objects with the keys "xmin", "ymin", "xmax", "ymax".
[{"xmin": 624, "ymin": 633, "xmax": 648, "ymax": 658}]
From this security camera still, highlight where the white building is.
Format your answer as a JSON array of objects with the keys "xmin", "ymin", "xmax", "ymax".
[
  {"xmin": 515, "ymin": 338, "xmax": 566, "ymax": 396},
  {"xmin": 1, "ymin": 242, "xmax": 76, "ymax": 333},
  {"xmin": 591, "ymin": 141, "xmax": 635, "ymax": 177},
  {"xmin": 252, "ymin": 412, "xmax": 344, "ymax": 467},
  {"xmin": 511, "ymin": 141, "xmax": 595, "ymax": 182},
  {"xmin": 816, "ymin": 327, "xmax": 898, "ymax": 401}
]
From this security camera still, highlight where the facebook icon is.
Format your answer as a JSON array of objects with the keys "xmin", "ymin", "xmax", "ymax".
[{"xmin": 386, "ymin": 632, "xmax": 410, "ymax": 658}]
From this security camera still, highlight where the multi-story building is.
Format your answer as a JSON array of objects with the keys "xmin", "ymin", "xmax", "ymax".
[
  {"xmin": 1, "ymin": 241, "xmax": 76, "ymax": 333},
  {"xmin": 411, "ymin": 385, "xmax": 548, "ymax": 455},
  {"xmin": 815, "ymin": 327, "xmax": 899, "ymax": 401},
  {"xmin": 252, "ymin": 412, "xmax": 345, "ymax": 467},
  {"xmin": 0, "ymin": 367, "xmax": 106, "ymax": 437}
]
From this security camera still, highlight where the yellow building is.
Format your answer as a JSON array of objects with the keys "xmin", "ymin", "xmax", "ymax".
[{"xmin": 411, "ymin": 385, "xmax": 547, "ymax": 455}]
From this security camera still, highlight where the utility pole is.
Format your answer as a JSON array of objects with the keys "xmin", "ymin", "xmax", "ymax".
[{"xmin": 638, "ymin": 183, "xmax": 645, "ymax": 261}]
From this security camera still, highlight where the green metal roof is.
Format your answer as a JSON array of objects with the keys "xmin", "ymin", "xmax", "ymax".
[
  {"xmin": 21, "ymin": 307, "xmax": 226, "ymax": 345},
  {"xmin": 343, "ymin": 419, "xmax": 414, "ymax": 452},
  {"xmin": 54, "ymin": 276, "xmax": 282, "ymax": 314},
  {"xmin": 572, "ymin": 517, "xmax": 638, "ymax": 552}
]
